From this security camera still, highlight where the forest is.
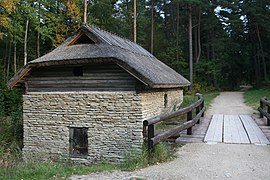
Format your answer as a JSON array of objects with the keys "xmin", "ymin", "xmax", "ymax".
[{"xmin": 0, "ymin": 0, "xmax": 269, "ymax": 90}]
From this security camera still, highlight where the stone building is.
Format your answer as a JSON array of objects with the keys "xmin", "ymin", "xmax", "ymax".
[{"xmin": 8, "ymin": 25, "xmax": 190, "ymax": 163}]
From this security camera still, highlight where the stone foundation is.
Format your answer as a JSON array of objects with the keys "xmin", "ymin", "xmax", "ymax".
[{"xmin": 23, "ymin": 89, "xmax": 183, "ymax": 163}]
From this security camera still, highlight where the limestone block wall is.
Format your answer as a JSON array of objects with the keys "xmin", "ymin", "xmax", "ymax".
[
  {"xmin": 141, "ymin": 89, "xmax": 183, "ymax": 120},
  {"xmin": 22, "ymin": 89, "xmax": 183, "ymax": 163},
  {"xmin": 23, "ymin": 92, "xmax": 143, "ymax": 163}
]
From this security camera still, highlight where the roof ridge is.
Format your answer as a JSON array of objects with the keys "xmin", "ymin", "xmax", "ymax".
[
  {"xmin": 85, "ymin": 24, "xmax": 134, "ymax": 45},
  {"xmin": 83, "ymin": 24, "xmax": 154, "ymax": 58}
]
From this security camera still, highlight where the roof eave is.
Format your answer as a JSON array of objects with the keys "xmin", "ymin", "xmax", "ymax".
[
  {"xmin": 151, "ymin": 83, "xmax": 190, "ymax": 89},
  {"xmin": 7, "ymin": 64, "xmax": 32, "ymax": 89}
]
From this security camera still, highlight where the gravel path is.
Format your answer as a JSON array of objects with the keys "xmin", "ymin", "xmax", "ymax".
[
  {"xmin": 70, "ymin": 92, "xmax": 270, "ymax": 180},
  {"xmin": 206, "ymin": 91, "xmax": 255, "ymax": 115}
]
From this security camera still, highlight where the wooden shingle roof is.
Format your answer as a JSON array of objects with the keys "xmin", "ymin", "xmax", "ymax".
[{"xmin": 8, "ymin": 24, "xmax": 190, "ymax": 89}]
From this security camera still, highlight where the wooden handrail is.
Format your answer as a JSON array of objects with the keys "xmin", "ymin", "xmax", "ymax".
[
  {"xmin": 260, "ymin": 97, "xmax": 270, "ymax": 106},
  {"xmin": 259, "ymin": 97, "xmax": 270, "ymax": 126},
  {"xmin": 149, "ymin": 107, "xmax": 206, "ymax": 147},
  {"xmin": 258, "ymin": 107, "xmax": 270, "ymax": 120},
  {"xmin": 143, "ymin": 98, "xmax": 203, "ymax": 126},
  {"xmin": 144, "ymin": 96, "xmax": 205, "ymax": 149}
]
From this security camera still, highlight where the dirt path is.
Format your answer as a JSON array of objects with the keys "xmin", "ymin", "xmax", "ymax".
[
  {"xmin": 207, "ymin": 91, "xmax": 255, "ymax": 115},
  {"xmin": 70, "ymin": 92, "xmax": 270, "ymax": 180}
]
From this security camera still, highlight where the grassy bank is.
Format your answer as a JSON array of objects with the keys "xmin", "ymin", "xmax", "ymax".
[
  {"xmin": 0, "ymin": 162, "xmax": 118, "ymax": 180},
  {"xmin": 244, "ymin": 88, "xmax": 270, "ymax": 110},
  {"xmin": 180, "ymin": 91, "xmax": 220, "ymax": 108},
  {"xmin": 0, "ymin": 142, "xmax": 178, "ymax": 179}
]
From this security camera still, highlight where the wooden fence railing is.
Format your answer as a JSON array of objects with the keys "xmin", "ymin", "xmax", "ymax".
[
  {"xmin": 143, "ymin": 96, "xmax": 206, "ymax": 149},
  {"xmin": 258, "ymin": 97, "xmax": 270, "ymax": 125}
]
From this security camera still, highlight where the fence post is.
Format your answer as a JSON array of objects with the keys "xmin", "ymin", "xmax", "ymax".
[
  {"xmin": 267, "ymin": 105, "xmax": 270, "ymax": 126},
  {"xmin": 187, "ymin": 111, "xmax": 192, "ymax": 135},
  {"xmin": 196, "ymin": 93, "xmax": 204, "ymax": 118},
  {"xmin": 148, "ymin": 124, "xmax": 154, "ymax": 149},
  {"xmin": 201, "ymin": 99, "xmax": 205, "ymax": 117},
  {"xmin": 143, "ymin": 125, "xmax": 147, "ymax": 143},
  {"xmin": 196, "ymin": 106, "xmax": 200, "ymax": 124},
  {"xmin": 260, "ymin": 99, "xmax": 264, "ymax": 118}
]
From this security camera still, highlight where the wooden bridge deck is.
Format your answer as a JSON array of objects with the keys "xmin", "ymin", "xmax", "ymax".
[
  {"xmin": 176, "ymin": 114, "xmax": 270, "ymax": 145},
  {"xmin": 205, "ymin": 114, "xmax": 269, "ymax": 145}
]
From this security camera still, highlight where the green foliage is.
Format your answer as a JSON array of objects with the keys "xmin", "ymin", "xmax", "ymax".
[
  {"xmin": 0, "ymin": 143, "xmax": 178, "ymax": 179},
  {"xmin": 203, "ymin": 92, "xmax": 220, "ymax": 107},
  {"xmin": 0, "ymin": 162, "xmax": 118, "ymax": 180},
  {"xmin": 1, "ymin": 0, "xmax": 270, "ymax": 89},
  {"xmin": 120, "ymin": 143, "xmax": 177, "ymax": 171},
  {"xmin": 0, "ymin": 65, "xmax": 23, "ymax": 168},
  {"xmin": 194, "ymin": 60, "xmax": 222, "ymax": 89},
  {"xmin": 147, "ymin": 143, "xmax": 177, "ymax": 164},
  {"xmin": 0, "ymin": 0, "xmax": 17, "ymax": 38},
  {"xmin": 244, "ymin": 88, "xmax": 270, "ymax": 110},
  {"xmin": 0, "ymin": 70, "xmax": 23, "ymax": 143},
  {"xmin": 180, "ymin": 91, "xmax": 219, "ymax": 109}
]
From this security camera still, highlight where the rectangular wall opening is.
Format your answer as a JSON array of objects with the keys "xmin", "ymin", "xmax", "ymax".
[
  {"xmin": 164, "ymin": 93, "xmax": 168, "ymax": 108},
  {"xmin": 69, "ymin": 127, "xmax": 88, "ymax": 157},
  {"xmin": 73, "ymin": 66, "xmax": 83, "ymax": 76}
]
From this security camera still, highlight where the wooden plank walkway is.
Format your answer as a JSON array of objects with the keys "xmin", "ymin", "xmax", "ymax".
[
  {"xmin": 204, "ymin": 114, "xmax": 223, "ymax": 143},
  {"xmin": 223, "ymin": 115, "xmax": 250, "ymax": 144},
  {"xmin": 204, "ymin": 114, "xmax": 270, "ymax": 145},
  {"xmin": 240, "ymin": 115, "xmax": 270, "ymax": 144}
]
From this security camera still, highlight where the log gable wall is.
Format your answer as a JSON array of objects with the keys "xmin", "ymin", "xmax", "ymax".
[{"xmin": 26, "ymin": 63, "xmax": 139, "ymax": 92}]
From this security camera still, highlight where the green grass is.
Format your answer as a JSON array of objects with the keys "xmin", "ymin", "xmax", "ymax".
[
  {"xmin": 180, "ymin": 91, "xmax": 220, "ymax": 108},
  {"xmin": 244, "ymin": 88, "xmax": 270, "ymax": 110},
  {"xmin": 204, "ymin": 92, "xmax": 220, "ymax": 107},
  {"xmin": 120, "ymin": 143, "xmax": 179, "ymax": 171},
  {"xmin": 0, "ymin": 143, "xmax": 177, "ymax": 180},
  {"xmin": 0, "ymin": 162, "xmax": 119, "ymax": 180}
]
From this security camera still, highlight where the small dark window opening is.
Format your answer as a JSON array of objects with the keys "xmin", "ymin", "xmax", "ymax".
[
  {"xmin": 73, "ymin": 67, "xmax": 83, "ymax": 76},
  {"xmin": 70, "ymin": 34, "xmax": 95, "ymax": 45},
  {"xmin": 164, "ymin": 94, "xmax": 168, "ymax": 108},
  {"xmin": 69, "ymin": 127, "xmax": 88, "ymax": 157}
]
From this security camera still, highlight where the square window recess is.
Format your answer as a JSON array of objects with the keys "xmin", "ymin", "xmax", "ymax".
[{"xmin": 69, "ymin": 127, "xmax": 88, "ymax": 157}]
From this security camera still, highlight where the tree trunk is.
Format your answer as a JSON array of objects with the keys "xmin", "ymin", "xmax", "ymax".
[
  {"xmin": 188, "ymin": 5, "xmax": 193, "ymax": 90},
  {"xmin": 7, "ymin": 41, "xmax": 11, "ymax": 80},
  {"xmin": 254, "ymin": 54, "xmax": 260, "ymax": 88},
  {"xmin": 150, "ymin": 0, "xmax": 154, "ymax": 54},
  {"xmin": 24, "ymin": 18, "xmax": 29, "ymax": 65},
  {"xmin": 170, "ymin": 2, "xmax": 175, "ymax": 37},
  {"xmin": 196, "ymin": 7, "xmax": 201, "ymax": 63},
  {"xmin": 14, "ymin": 38, "xmax": 17, "ymax": 73},
  {"xmin": 133, "ymin": 0, "xmax": 137, "ymax": 43},
  {"xmin": 176, "ymin": 3, "xmax": 179, "ymax": 63},
  {"xmin": 37, "ymin": 30, "xmax": 40, "ymax": 58},
  {"xmin": 84, "ymin": 0, "xmax": 87, "ymax": 24},
  {"xmin": 3, "ymin": 41, "xmax": 8, "ymax": 76},
  {"xmin": 37, "ymin": 2, "xmax": 40, "ymax": 58},
  {"xmin": 126, "ymin": 2, "xmax": 133, "ymax": 40},
  {"xmin": 163, "ymin": 0, "xmax": 168, "ymax": 38},
  {"xmin": 206, "ymin": 33, "xmax": 210, "ymax": 61},
  {"xmin": 255, "ymin": 23, "xmax": 267, "ymax": 80},
  {"xmin": 212, "ymin": 41, "xmax": 215, "ymax": 60},
  {"xmin": 194, "ymin": 22, "xmax": 198, "ymax": 62}
]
